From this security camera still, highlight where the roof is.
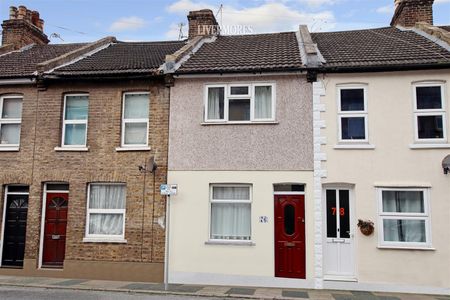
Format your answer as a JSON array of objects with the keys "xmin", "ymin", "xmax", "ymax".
[
  {"xmin": 176, "ymin": 32, "xmax": 303, "ymax": 74},
  {"xmin": 0, "ymin": 43, "xmax": 86, "ymax": 78},
  {"xmin": 311, "ymin": 27, "xmax": 450, "ymax": 70},
  {"xmin": 52, "ymin": 41, "xmax": 186, "ymax": 76},
  {"xmin": 439, "ymin": 25, "xmax": 450, "ymax": 32}
]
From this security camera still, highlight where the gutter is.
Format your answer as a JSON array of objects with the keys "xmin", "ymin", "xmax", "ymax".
[
  {"xmin": 313, "ymin": 62, "xmax": 450, "ymax": 74},
  {"xmin": 0, "ymin": 78, "xmax": 36, "ymax": 85}
]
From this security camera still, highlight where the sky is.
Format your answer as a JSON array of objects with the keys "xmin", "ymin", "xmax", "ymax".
[{"xmin": 1, "ymin": 0, "xmax": 449, "ymax": 43}]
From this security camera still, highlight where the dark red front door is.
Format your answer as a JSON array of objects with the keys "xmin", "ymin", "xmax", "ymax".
[
  {"xmin": 274, "ymin": 194, "xmax": 305, "ymax": 279},
  {"xmin": 42, "ymin": 193, "xmax": 68, "ymax": 267}
]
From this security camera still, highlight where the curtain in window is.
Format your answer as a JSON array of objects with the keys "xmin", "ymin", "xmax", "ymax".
[
  {"xmin": 64, "ymin": 124, "xmax": 86, "ymax": 145},
  {"xmin": 255, "ymin": 86, "xmax": 272, "ymax": 119},
  {"xmin": 124, "ymin": 94, "xmax": 149, "ymax": 119},
  {"xmin": 383, "ymin": 219, "xmax": 426, "ymax": 242},
  {"xmin": 382, "ymin": 191, "xmax": 424, "ymax": 213},
  {"xmin": 207, "ymin": 87, "xmax": 224, "ymax": 120},
  {"xmin": 0, "ymin": 124, "xmax": 20, "ymax": 144},
  {"xmin": 2, "ymin": 98, "xmax": 22, "ymax": 118},
  {"xmin": 65, "ymin": 96, "xmax": 88, "ymax": 120},
  {"xmin": 89, "ymin": 184, "xmax": 126, "ymax": 235},
  {"xmin": 382, "ymin": 191, "xmax": 426, "ymax": 243},
  {"xmin": 124, "ymin": 123, "xmax": 147, "ymax": 144},
  {"xmin": 211, "ymin": 186, "xmax": 251, "ymax": 240}
]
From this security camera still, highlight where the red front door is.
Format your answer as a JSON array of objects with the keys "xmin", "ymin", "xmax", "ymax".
[
  {"xmin": 42, "ymin": 193, "xmax": 68, "ymax": 267},
  {"xmin": 274, "ymin": 194, "xmax": 306, "ymax": 279}
]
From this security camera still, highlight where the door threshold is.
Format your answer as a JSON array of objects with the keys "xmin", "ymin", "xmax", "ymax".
[
  {"xmin": 40, "ymin": 265, "xmax": 63, "ymax": 270},
  {"xmin": 324, "ymin": 275, "xmax": 357, "ymax": 282}
]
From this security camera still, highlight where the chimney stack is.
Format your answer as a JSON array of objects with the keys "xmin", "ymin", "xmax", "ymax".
[
  {"xmin": 391, "ymin": 0, "xmax": 434, "ymax": 27},
  {"xmin": 187, "ymin": 9, "xmax": 219, "ymax": 39},
  {"xmin": 1, "ymin": 5, "xmax": 49, "ymax": 50}
]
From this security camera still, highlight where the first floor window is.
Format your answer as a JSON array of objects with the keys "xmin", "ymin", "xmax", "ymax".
[
  {"xmin": 122, "ymin": 92, "xmax": 149, "ymax": 147},
  {"xmin": 210, "ymin": 185, "xmax": 251, "ymax": 241},
  {"xmin": 86, "ymin": 183, "xmax": 126, "ymax": 240},
  {"xmin": 378, "ymin": 188, "xmax": 431, "ymax": 247},
  {"xmin": 205, "ymin": 83, "xmax": 275, "ymax": 123},
  {"xmin": 62, "ymin": 94, "xmax": 89, "ymax": 147},
  {"xmin": 337, "ymin": 86, "xmax": 368, "ymax": 142},
  {"xmin": 414, "ymin": 83, "xmax": 446, "ymax": 142},
  {"xmin": 0, "ymin": 95, "xmax": 23, "ymax": 147}
]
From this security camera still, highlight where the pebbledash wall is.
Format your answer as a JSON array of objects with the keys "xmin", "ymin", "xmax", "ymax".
[
  {"xmin": 167, "ymin": 74, "xmax": 316, "ymax": 288},
  {"xmin": 315, "ymin": 69, "xmax": 450, "ymax": 295},
  {"xmin": 0, "ymin": 79, "xmax": 168, "ymax": 281}
]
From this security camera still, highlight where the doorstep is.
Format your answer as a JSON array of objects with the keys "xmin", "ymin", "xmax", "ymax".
[{"xmin": 0, "ymin": 274, "xmax": 445, "ymax": 300}]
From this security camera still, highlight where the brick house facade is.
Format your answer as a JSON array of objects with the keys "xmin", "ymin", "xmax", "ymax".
[{"xmin": 0, "ymin": 5, "xmax": 185, "ymax": 281}]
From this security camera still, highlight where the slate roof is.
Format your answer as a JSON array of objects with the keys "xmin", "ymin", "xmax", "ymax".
[
  {"xmin": 52, "ymin": 41, "xmax": 186, "ymax": 76},
  {"xmin": 0, "ymin": 43, "xmax": 86, "ymax": 78},
  {"xmin": 176, "ymin": 32, "xmax": 303, "ymax": 74},
  {"xmin": 311, "ymin": 27, "xmax": 450, "ymax": 70},
  {"xmin": 439, "ymin": 25, "xmax": 450, "ymax": 32}
]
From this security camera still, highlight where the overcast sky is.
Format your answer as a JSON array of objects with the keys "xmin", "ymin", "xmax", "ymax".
[{"xmin": 1, "ymin": 0, "xmax": 449, "ymax": 43}]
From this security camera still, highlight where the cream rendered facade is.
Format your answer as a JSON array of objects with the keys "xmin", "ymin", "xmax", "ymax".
[
  {"xmin": 167, "ymin": 75, "xmax": 316, "ymax": 288},
  {"xmin": 315, "ymin": 69, "xmax": 450, "ymax": 295}
]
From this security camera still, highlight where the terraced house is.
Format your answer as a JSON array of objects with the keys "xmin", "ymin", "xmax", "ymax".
[{"xmin": 0, "ymin": 5, "xmax": 184, "ymax": 282}]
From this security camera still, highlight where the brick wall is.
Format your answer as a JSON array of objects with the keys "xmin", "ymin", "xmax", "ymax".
[
  {"xmin": 0, "ymin": 78, "xmax": 169, "ymax": 271},
  {"xmin": 391, "ymin": 0, "xmax": 434, "ymax": 27},
  {"xmin": 1, "ymin": 19, "xmax": 49, "ymax": 49}
]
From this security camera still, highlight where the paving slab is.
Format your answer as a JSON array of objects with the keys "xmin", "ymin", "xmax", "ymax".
[
  {"xmin": 226, "ymin": 287, "xmax": 256, "ymax": 296},
  {"xmin": 282, "ymin": 290, "xmax": 310, "ymax": 298}
]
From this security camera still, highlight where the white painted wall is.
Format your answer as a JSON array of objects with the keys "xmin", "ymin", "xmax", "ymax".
[
  {"xmin": 319, "ymin": 69, "xmax": 450, "ymax": 294},
  {"xmin": 167, "ymin": 171, "xmax": 315, "ymax": 288}
]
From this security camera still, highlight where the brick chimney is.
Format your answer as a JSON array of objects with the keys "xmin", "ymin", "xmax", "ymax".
[
  {"xmin": 1, "ymin": 5, "xmax": 49, "ymax": 49},
  {"xmin": 187, "ymin": 9, "xmax": 219, "ymax": 39},
  {"xmin": 391, "ymin": 0, "xmax": 434, "ymax": 27}
]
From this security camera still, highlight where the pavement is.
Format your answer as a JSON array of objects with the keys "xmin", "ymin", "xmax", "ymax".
[{"xmin": 0, "ymin": 275, "xmax": 448, "ymax": 300}]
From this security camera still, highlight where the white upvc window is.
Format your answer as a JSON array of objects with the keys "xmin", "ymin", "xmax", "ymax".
[
  {"xmin": 377, "ymin": 188, "xmax": 432, "ymax": 248},
  {"xmin": 62, "ymin": 94, "xmax": 89, "ymax": 147},
  {"xmin": 85, "ymin": 183, "xmax": 126, "ymax": 242},
  {"xmin": 121, "ymin": 92, "xmax": 149, "ymax": 147},
  {"xmin": 204, "ymin": 83, "xmax": 275, "ymax": 123},
  {"xmin": 413, "ymin": 82, "xmax": 447, "ymax": 143},
  {"xmin": 0, "ymin": 95, "xmax": 23, "ymax": 149},
  {"xmin": 337, "ymin": 85, "xmax": 368, "ymax": 143},
  {"xmin": 209, "ymin": 184, "xmax": 252, "ymax": 241}
]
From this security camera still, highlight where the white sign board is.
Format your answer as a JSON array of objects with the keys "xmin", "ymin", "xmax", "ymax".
[{"xmin": 160, "ymin": 184, "xmax": 178, "ymax": 196}]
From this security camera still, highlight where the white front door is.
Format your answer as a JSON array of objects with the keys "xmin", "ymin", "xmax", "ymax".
[{"xmin": 323, "ymin": 188, "xmax": 355, "ymax": 280}]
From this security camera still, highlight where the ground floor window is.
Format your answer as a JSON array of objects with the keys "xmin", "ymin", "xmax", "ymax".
[
  {"xmin": 85, "ymin": 183, "xmax": 126, "ymax": 241},
  {"xmin": 210, "ymin": 185, "xmax": 251, "ymax": 241},
  {"xmin": 378, "ymin": 188, "xmax": 431, "ymax": 248}
]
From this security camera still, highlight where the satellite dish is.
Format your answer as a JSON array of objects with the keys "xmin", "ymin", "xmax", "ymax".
[{"xmin": 443, "ymin": 155, "xmax": 450, "ymax": 175}]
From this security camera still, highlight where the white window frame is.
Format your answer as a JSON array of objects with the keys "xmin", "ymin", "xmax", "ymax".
[
  {"xmin": 413, "ymin": 82, "xmax": 447, "ymax": 143},
  {"xmin": 377, "ymin": 187, "xmax": 432, "ymax": 249},
  {"xmin": 84, "ymin": 183, "xmax": 127, "ymax": 243},
  {"xmin": 62, "ymin": 93, "xmax": 89, "ymax": 148},
  {"xmin": 337, "ymin": 85, "xmax": 369, "ymax": 143},
  {"xmin": 121, "ymin": 92, "xmax": 150, "ymax": 148},
  {"xmin": 0, "ymin": 95, "xmax": 23, "ymax": 150},
  {"xmin": 208, "ymin": 184, "xmax": 252, "ymax": 243},
  {"xmin": 204, "ymin": 83, "xmax": 276, "ymax": 123}
]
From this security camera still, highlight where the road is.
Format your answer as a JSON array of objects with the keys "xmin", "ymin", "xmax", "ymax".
[{"xmin": 0, "ymin": 286, "xmax": 227, "ymax": 300}]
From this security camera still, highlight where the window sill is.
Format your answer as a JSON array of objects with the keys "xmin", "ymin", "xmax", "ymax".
[
  {"xmin": 54, "ymin": 146, "xmax": 89, "ymax": 152},
  {"xmin": 201, "ymin": 121, "xmax": 278, "ymax": 126},
  {"xmin": 115, "ymin": 146, "xmax": 151, "ymax": 152},
  {"xmin": 0, "ymin": 146, "xmax": 20, "ymax": 152},
  {"xmin": 409, "ymin": 143, "xmax": 450, "ymax": 149},
  {"xmin": 82, "ymin": 237, "xmax": 127, "ymax": 244},
  {"xmin": 334, "ymin": 144, "xmax": 375, "ymax": 150},
  {"xmin": 377, "ymin": 245, "xmax": 435, "ymax": 251},
  {"xmin": 205, "ymin": 240, "xmax": 255, "ymax": 246}
]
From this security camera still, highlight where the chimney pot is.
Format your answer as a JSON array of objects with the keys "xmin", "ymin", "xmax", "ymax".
[
  {"xmin": 2, "ymin": 5, "xmax": 49, "ymax": 49},
  {"xmin": 9, "ymin": 6, "xmax": 17, "ymax": 20},
  {"xmin": 17, "ymin": 6, "xmax": 26, "ymax": 19}
]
